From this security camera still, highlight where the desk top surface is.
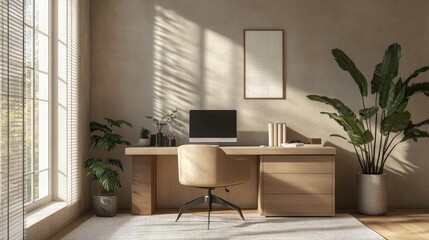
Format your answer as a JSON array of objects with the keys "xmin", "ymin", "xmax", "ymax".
[{"xmin": 125, "ymin": 145, "xmax": 336, "ymax": 156}]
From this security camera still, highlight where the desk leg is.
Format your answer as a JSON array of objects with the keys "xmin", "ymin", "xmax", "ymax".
[{"xmin": 132, "ymin": 155, "xmax": 156, "ymax": 215}]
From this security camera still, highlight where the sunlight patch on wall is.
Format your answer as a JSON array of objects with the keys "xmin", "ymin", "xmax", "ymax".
[
  {"xmin": 203, "ymin": 29, "xmax": 239, "ymax": 108},
  {"xmin": 153, "ymin": 5, "xmax": 202, "ymax": 141}
]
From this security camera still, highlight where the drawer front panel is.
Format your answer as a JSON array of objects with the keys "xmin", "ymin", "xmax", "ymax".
[
  {"xmin": 262, "ymin": 156, "xmax": 333, "ymax": 173},
  {"xmin": 263, "ymin": 193, "xmax": 333, "ymax": 216},
  {"xmin": 264, "ymin": 174, "xmax": 333, "ymax": 193}
]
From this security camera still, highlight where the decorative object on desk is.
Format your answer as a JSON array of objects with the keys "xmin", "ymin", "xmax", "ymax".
[
  {"xmin": 307, "ymin": 43, "xmax": 429, "ymax": 215},
  {"xmin": 84, "ymin": 118, "xmax": 132, "ymax": 217},
  {"xmin": 281, "ymin": 142, "xmax": 304, "ymax": 147},
  {"xmin": 167, "ymin": 134, "xmax": 176, "ymax": 146},
  {"xmin": 150, "ymin": 134, "xmax": 156, "ymax": 146},
  {"xmin": 244, "ymin": 30, "xmax": 284, "ymax": 99},
  {"xmin": 308, "ymin": 138, "xmax": 322, "ymax": 144},
  {"xmin": 146, "ymin": 108, "xmax": 178, "ymax": 146},
  {"xmin": 268, "ymin": 122, "xmax": 287, "ymax": 146},
  {"xmin": 138, "ymin": 127, "xmax": 151, "ymax": 147}
]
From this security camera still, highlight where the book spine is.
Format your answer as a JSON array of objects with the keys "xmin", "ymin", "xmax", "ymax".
[
  {"xmin": 273, "ymin": 123, "xmax": 278, "ymax": 147},
  {"xmin": 277, "ymin": 123, "xmax": 282, "ymax": 146},
  {"xmin": 268, "ymin": 123, "xmax": 274, "ymax": 146},
  {"xmin": 282, "ymin": 123, "xmax": 287, "ymax": 144}
]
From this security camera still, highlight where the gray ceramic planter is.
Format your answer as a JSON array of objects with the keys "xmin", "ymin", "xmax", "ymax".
[
  {"xmin": 93, "ymin": 194, "xmax": 117, "ymax": 217},
  {"xmin": 356, "ymin": 173, "xmax": 387, "ymax": 215}
]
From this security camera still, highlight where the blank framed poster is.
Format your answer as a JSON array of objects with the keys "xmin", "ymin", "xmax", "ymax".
[{"xmin": 244, "ymin": 30, "xmax": 284, "ymax": 99}]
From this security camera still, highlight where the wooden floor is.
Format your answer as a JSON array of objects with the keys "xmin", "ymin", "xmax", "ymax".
[
  {"xmin": 50, "ymin": 209, "xmax": 429, "ymax": 240},
  {"xmin": 348, "ymin": 209, "xmax": 429, "ymax": 240}
]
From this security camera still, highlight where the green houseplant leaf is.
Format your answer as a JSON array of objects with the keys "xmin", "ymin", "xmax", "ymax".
[
  {"xmin": 404, "ymin": 66, "xmax": 429, "ymax": 85},
  {"xmin": 84, "ymin": 118, "xmax": 132, "ymax": 195},
  {"xmin": 332, "ymin": 49, "xmax": 368, "ymax": 96},
  {"xmin": 307, "ymin": 95, "xmax": 356, "ymax": 118},
  {"xmin": 380, "ymin": 111, "xmax": 411, "ymax": 134},
  {"xmin": 308, "ymin": 43, "xmax": 429, "ymax": 174},
  {"xmin": 371, "ymin": 44, "xmax": 401, "ymax": 94},
  {"xmin": 359, "ymin": 106, "xmax": 378, "ymax": 120}
]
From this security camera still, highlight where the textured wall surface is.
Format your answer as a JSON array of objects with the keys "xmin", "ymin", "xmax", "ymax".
[{"xmin": 90, "ymin": 0, "xmax": 429, "ymax": 209}]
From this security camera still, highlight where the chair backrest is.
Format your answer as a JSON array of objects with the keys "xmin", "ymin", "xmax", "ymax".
[{"xmin": 177, "ymin": 145, "xmax": 250, "ymax": 188}]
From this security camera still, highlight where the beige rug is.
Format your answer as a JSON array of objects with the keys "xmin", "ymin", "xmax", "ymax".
[{"xmin": 60, "ymin": 213, "xmax": 384, "ymax": 240}]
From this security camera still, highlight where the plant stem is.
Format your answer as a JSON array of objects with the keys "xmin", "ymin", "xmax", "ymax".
[
  {"xmin": 372, "ymin": 92, "xmax": 379, "ymax": 168},
  {"xmin": 379, "ymin": 141, "xmax": 402, "ymax": 173},
  {"xmin": 376, "ymin": 110, "xmax": 385, "ymax": 172},
  {"xmin": 380, "ymin": 132, "xmax": 390, "ymax": 172},
  {"xmin": 352, "ymin": 144, "xmax": 365, "ymax": 172},
  {"xmin": 385, "ymin": 132, "xmax": 401, "ymax": 152},
  {"xmin": 360, "ymin": 97, "xmax": 373, "ymax": 169}
]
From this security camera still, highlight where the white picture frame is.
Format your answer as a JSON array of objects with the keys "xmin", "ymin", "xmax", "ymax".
[{"xmin": 244, "ymin": 30, "xmax": 284, "ymax": 99}]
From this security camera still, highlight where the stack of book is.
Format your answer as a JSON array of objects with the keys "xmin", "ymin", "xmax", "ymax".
[{"xmin": 268, "ymin": 123, "xmax": 287, "ymax": 147}]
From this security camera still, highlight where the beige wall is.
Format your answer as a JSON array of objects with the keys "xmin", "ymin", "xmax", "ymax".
[{"xmin": 90, "ymin": 0, "xmax": 429, "ymax": 209}]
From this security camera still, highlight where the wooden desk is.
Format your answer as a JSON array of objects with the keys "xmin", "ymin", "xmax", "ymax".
[{"xmin": 125, "ymin": 146, "xmax": 336, "ymax": 216}]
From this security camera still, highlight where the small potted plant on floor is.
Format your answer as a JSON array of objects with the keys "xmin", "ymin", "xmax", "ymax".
[
  {"xmin": 138, "ymin": 127, "xmax": 151, "ymax": 147},
  {"xmin": 307, "ymin": 43, "xmax": 429, "ymax": 215},
  {"xmin": 84, "ymin": 118, "xmax": 133, "ymax": 217}
]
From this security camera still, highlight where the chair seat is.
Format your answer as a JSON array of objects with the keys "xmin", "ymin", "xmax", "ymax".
[{"xmin": 176, "ymin": 145, "xmax": 250, "ymax": 229}]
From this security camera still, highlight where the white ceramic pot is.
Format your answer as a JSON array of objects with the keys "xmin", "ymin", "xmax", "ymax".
[
  {"xmin": 138, "ymin": 138, "xmax": 150, "ymax": 147},
  {"xmin": 356, "ymin": 173, "xmax": 388, "ymax": 215}
]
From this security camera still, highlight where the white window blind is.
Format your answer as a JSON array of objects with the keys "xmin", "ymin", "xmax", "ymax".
[
  {"xmin": 56, "ymin": 0, "xmax": 83, "ymax": 205},
  {"xmin": 0, "ymin": 0, "xmax": 25, "ymax": 239}
]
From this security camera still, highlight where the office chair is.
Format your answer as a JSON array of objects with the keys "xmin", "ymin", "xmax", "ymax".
[{"xmin": 176, "ymin": 145, "xmax": 250, "ymax": 229}]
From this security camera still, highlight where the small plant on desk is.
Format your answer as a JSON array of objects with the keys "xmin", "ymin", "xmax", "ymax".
[{"xmin": 146, "ymin": 108, "xmax": 178, "ymax": 146}]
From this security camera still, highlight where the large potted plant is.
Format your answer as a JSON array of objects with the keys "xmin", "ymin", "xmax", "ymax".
[
  {"xmin": 307, "ymin": 43, "xmax": 429, "ymax": 215},
  {"xmin": 84, "ymin": 118, "xmax": 132, "ymax": 217}
]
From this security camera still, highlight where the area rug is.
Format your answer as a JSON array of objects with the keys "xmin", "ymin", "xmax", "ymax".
[{"xmin": 60, "ymin": 213, "xmax": 384, "ymax": 240}]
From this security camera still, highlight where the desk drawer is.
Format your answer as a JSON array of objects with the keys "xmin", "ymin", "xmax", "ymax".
[
  {"xmin": 263, "ymin": 193, "xmax": 333, "ymax": 216},
  {"xmin": 264, "ymin": 174, "xmax": 333, "ymax": 194},
  {"xmin": 262, "ymin": 156, "xmax": 333, "ymax": 174}
]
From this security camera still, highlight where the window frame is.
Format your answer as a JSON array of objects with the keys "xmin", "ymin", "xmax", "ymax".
[{"xmin": 24, "ymin": 0, "xmax": 53, "ymax": 212}]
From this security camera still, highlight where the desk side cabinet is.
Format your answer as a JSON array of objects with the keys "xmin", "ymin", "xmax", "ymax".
[{"xmin": 259, "ymin": 155, "xmax": 335, "ymax": 216}]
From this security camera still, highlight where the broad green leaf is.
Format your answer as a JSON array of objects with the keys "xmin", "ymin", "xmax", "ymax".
[
  {"xmin": 402, "ymin": 128, "xmax": 429, "ymax": 142},
  {"xmin": 396, "ymin": 101, "xmax": 408, "ymax": 113},
  {"xmin": 332, "ymin": 49, "xmax": 368, "ymax": 96},
  {"xmin": 394, "ymin": 78, "xmax": 403, "ymax": 96},
  {"xmin": 404, "ymin": 66, "xmax": 429, "ymax": 85},
  {"xmin": 405, "ymin": 82, "xmax": 429, "ymax": 97},
  {"xmin": 89, "ymin": 135, "xmax": 103, "ymax": 149},
  {"xmin": 106, "ymin": 158, "xmax": 124, "ymax": 171},
  {"xmin": 371, "ymin": 44, "xmax": 401, "ymax": 94},
  {"xmin": 359, "ymin": 106, "xmax": 378, "ymax": 120},
  {"xmin": 379, "ymin": 80, "xmax": 395, "ymax": 109},
  {"xmin": 413, "ymin": 119, "xmax": 429, "ymax": 128},
  {"xmin": 89, "ymin": 121, "xmax": 111, "ymax": 133},
  {"xmin": 348, "ymin": 129, "xmax": 374, "ymax": 145},
  {"xmin": 104, "ymin": 118, "xmax": 133, "ymax": 128},
  {"xmin": 307, "ymin": 95, "xmax": 356, "ymax": 118},
  {"xmin": 321, "ymin": 112, "xmax": 371, "ymax": 145},
  {"xmin": 387, "ymin": 81, "xmax": 406, "ymax": 115},
  {"xmin": 381, "ymin": 111, "xmax": 411, "ymax": 134},
  {"xmin": 380, "ymin": 43, "xmax": 401, "ymax": 83},
  {"xmin": 371, "ymin": 63, "xmax": 383, "ymax": 94}
]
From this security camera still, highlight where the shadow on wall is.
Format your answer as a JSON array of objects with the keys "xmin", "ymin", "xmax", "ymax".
[{"xmin": 151, "ymin": 4, "xmax": 243, "ymax": 144}]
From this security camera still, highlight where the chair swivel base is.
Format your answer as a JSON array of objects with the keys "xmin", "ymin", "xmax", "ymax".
[{"xmin": 175, "ymin": 188, "xmax": 245, "ymax": 229}]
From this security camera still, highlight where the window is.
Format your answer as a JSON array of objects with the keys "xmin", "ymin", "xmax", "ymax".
[{"xmin": 24, "ymin": 0, "xmax": 51, "ymax": 210}]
